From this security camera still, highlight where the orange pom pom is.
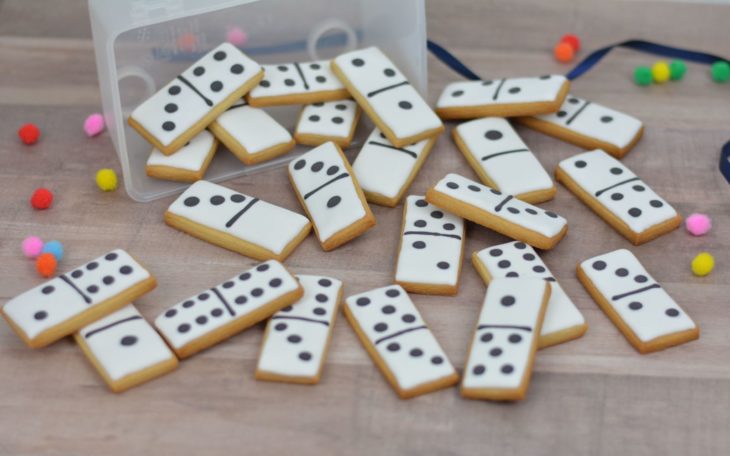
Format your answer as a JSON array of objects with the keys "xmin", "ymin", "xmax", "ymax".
[
  {"xmin": 554, "ymin": 42, "xmax": 575, "ymax": 63},
  {"xmin": 36, "ymin": 252, "xmax": 57, "ymax": 278}
]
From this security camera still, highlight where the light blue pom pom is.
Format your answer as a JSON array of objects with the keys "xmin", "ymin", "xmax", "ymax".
[{"xmin": 41, "ymin": 240, "xmax": 64, "ymax": 261}]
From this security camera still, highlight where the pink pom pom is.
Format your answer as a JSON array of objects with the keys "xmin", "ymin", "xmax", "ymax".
[
  {"xmin": 686, "ymin": 213, "xmax": 712, "ymax": 236},
  {"xmin": 83, "ymin": 113, "xmax": 105, "ymax": 137},
  {"xmin": 22, "ymin": 236, "xmax": 44, "ymax": 258},
  {"xmin": 226, "ymin": 26, "xmax": 248, "ymax": 47}
]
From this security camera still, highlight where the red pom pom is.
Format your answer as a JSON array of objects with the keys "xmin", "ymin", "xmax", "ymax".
[
  {"xmin": 30, "ymin": 188, "xmax": 53, "ymax": 210},
  {"xmin": 560, "ymin": 34, "xmax": 581, "ymax": 52},
  {"xmin": 36, "ymin": 253, "xmax": 57, "ymax": 278},
  {"xmin": 18, "ymin": 123, "xmax": 41, "ymax": 145}
]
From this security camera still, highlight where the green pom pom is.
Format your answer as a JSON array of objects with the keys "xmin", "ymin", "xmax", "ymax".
[
  {"xmin": 634, "ymin": 66, "xmax": 652, "ymax": 86},
  {"xmin": 711, "ymin": 61, "xmax": 730, "ymax": 83},
  {"xmin": 669, "ymin": 60, "xmax": 686, "ymax": 80}
]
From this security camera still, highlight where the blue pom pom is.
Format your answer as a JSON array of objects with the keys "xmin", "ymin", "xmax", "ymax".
[{"xmin": 41, "ymin": 240, "xmax": 64, "ymax": 261}]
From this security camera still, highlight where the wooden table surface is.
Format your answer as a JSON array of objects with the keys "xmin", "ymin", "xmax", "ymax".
[{"xmin": 1, "ymin": 0, "xmax": 729, "ymax": 454}]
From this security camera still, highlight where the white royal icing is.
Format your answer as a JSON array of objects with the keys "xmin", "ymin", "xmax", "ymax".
[
  {"xmin": 345, "ymin": 285, "xmax": 456, "ymax": 391},
  {"xmin": 155, "ymin": 260, "xmax": 299, "ymax": 351},
  {"xmin": 474, "ymin": 241, "xmax": 585, "ymax": 340},
  {"xmin": 462, "ymin": 278, "xmax": 547, "ymax": 391},
  {"xmin": 432, "ymin": 173, "xmax": 567, "ymax": 238},
  {"xmin": 296, "ymin": 100, "xmax": 359, "ymax": 140},
  {"xmin": 333, "ymin": 47, "xmax": 442, "ymax": 139},
  {"xmin": 212, "ymin": 101, "xmax": 292, "ymax": 155},
  {"xmin": 395, "ymin": 196, "xmax": 465, "ymax": 288},
  {"xmin": 580, "ymin": 249, "xmax": 696, "ymax": 343},
  {"xmin": 288, "ymin": 142, "xmax": 367, "ymax": 243},
  {"xmin": 530, "ymin": 94, "xmax": 643, "ymax": 150},
  {"xmin": 455, "ymin": 117, "xmax": 553, "ymax": 195},
  {"xmin": 248, "ymin": 60, "xmax": 344, "ymax": 100},
  {"xmin": 558, "ymin": 150, "xmax": 678, "ymax": 233},
  {"xmin": 352, "ymin": 128, "xmax": 432, "ymax": 200},
  {"xmin": 77, "ymin": 304, "xmax": 175, "ymax": 382},
  {"xmin": 257, "ymin": 275, "xmax": 342, "ymax": 379},
  {"xmin": 437, "ymin": 75, "xmax": 568, "ymax": 110},
  {"xmin": 130, "ymin": 42, "xmax": 262, "ymax": 147},
  {"xmin": 167, "ymin": 180, "xmax": 310, "ymax": 257},
  {"xmin": 147, "ymin": 129, "xmax": 216, "ymax": 172},
  {"xmin": 3, "ymin": 250, "xmax": 151, "ymax": 341}
]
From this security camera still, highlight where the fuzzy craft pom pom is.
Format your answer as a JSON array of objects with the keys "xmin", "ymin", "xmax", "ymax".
[
  {"xmin": 22, "ymin": 236, "xmax": 44, "ymax": 258},
  {"xmin": 36, "ymin": 253, "xmax": 57, "ymax": 278},
  {"xmin": 30, "ymin": 188, "xmax": 53, "ymax": 210},
  {"xmin": 685, "ymin": 213, "xmax": 711, "ymax": 236},
  {"xmin": 83, "ymin": 113, "xmax": 105, "ymax": 137}
]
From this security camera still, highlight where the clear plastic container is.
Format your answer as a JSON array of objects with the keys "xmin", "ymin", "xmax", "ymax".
[{"xmin": 88, "ymin": 0, "xmax": 428, "ymax": 202}]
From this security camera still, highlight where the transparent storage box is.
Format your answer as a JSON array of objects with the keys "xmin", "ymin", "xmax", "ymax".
[{"xmin": 88, "ymin": 0, "xmax": 428, "ymax": 202}]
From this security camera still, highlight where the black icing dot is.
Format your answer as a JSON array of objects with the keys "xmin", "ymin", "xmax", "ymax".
[
  {"xmin": 568, "ymin": 97, "xmax": 580, "ymax": 104},
  {"xmin": 103, "ymin": 276, "xmax": 114, "ymax": 285},
  {"xmin": 239, "ymin": 272, "xmax": 251, "ymax": 281},
  {"xmin": 666, "ymin": 309, "xmax": 680, "ymax": 317},
  {"xmin": 546, "ymin": 277, "xmax": 556, "ymax": 282},
  {"xmin": 382, "ymin": 305, "xmax": 396, "ymax": 314},
  {"xmin": 482, "ymin": 80, "xmax": 493, "ymax": 85},
  {"xmin": 293, "ymin": 159, "xmax": 306, "ymax": 170},
  {"xmin": 431, "ymin": 356, "xmax": 444, "ymax": 365},
  {"xmin": 410, "ymin": 348, "xmax": 423, "ymax": 357},
  {"xmin": 299, "ymin": 352, "xmax": 312, "ymax": 361},
  {"xmin": 610, "ymin": 167, "xmax": 623, "ymax": 175},
  {"xmin": 310, "ymin": 63, "xmax": 321, "ymax": 70},
  {"xmin": 489, "ymin": 249, "xmax": 503, "ymax": 257},
  {"xmin": 335, "ymin": 104, "xmax": 347, "ymax": 111},
  {"xmin": 374, "ymin": 323, "xmax": 388, "ymax": 332},
  {"xmin": 443, "ymin": 223, "xmax": 455, "ymax": 231},
  {"xmin": 287, "ymin": 335, "xmax": 302, "ymax": 344},
  {"xmin": 318, "ymin": 278, "xmax": 332, "ymax": 287},
  {"xmin": 168, "ymin": 85, "xmax": 181, "ymax": 95},
  {"xmin": 402, "ymin": 314, "xmax": 416, "ymax": 323},
  {"xmin": 628, "ymin": 208, "xmax": 642, "ymax": 217},
  {"xmin": 277, "ymin": 65, "xmax": 288, "ymax": 71},
  {"xmin": 481, "ymin": 332, "xmax": 493, "ymax": 342},
  {"xmin": 533, "ymin": 266, "xmax": 546, "ymax": 273},
  {"xmin": 615, "ymin": 268, "xmax": 629, "ymax": 277},
  {"xmin": 214, "ymin": 51, "xmax": 226, "ymax": 61},
  {"xmin": 508, "ymin": 207, "xmax": 520, "ymax": 214},
  {"xmin": 593, "ymin": 260, "xmax": 607, "ymax": 271},
  {"xmin": 431, "ymin": 211, "xmax": 444, "ymax": 219},
  {"xmin": 557, "ymin": 111, "xmax": 567, "ymax": 118},
  {"xmin": 416, "ymin": 199, "xmax": 428, "ymax": 207},
  {"xmin": 120, "ymin": 266, "xmax": 133, "ymax": 275},
  {"xmin": 34, "ymin": 311, "xmax": 47, "ymax": 321},
  {"xmin": 526, "ymin": 208, "xmax": 538, "ymax": 215},
  {"xmin": 182, "ymin": 300, "xmax": 195, "ymax": 308},
  {"xmin": 162, "ymin": 121, "xmax": 175, "ymax": 131},
  {"xmin": 327, "ymin": 165, "xmax": 339, "ymax": 175},
  {"xmin": 501, "ymin": 364, "xmax": 514, "ymax": 374},
  {"xmin": 178, "ymin": 323, "xmax": 190, "ymax": 333},
  {"xmin": 446, "ymin": 182, "xmax": 459, "ymax": 189},
  {"xmin": 352, "ymin": 58, "xmax": 364, "ymax": 67},
  {"xmin": 281, "ymin": 306, "xmax": 292, "ymax": 312},
  {"xmin": 71, "ymin": 270, "xmax": 83, "ymax": 279},
  {"xmin": 501, "ymin": 295, "xmax": 516, "ymax": 306},
  {"xmin": 164, "ymin": 103, "xmax": 178, "ymax": 113},
  {"xmin": 498, "ymin": 260, "xmax": 511, "ymax": 269},
  {"xmin": 398, "ymin": 101, "xmax": 412, "ymax": 110},
  {"xmin": 196, "ymin": 316, "xmax": 208, "ymax": 325},
  {"xmin": 451, "ymin": 90, "xmax": 464, "ymax": 97},
  {"xmin": 332, "ymin": 117, "xmax": 344, "ymax": 124},
  {"xmin": 473, "ymin": 365, "xmax": 486, "ymax": 375},
  {"xmin": 308, "ymin": 115, "xmax": 320, "ymax": 122},
  {"xmin": 42, "ymin": 285, "xmax": 54, "ymax": 294},
  {"xmin": 222, "ymin": 282, "xmax": 234, "ymax": 290},
  {"xmin": 193, "ymin": 66, "xmax": 205, "ymax": 76},
  {"xmin": 601, "ymin": 116, "xmax": 613, "ymax": 123},
  {"xmin": 384, "ymin": 68, "xmax": 396, "ymax": 77},
  {"xmin": 356, "ymin": 297, "xmax": 370, "ymax": 306},
  {"xmin": 387, "ymin": 342, "xmax": 400, "ymax": 352},
  {"xmin": 650, "ymin": 200, "xmax": 664, "ymax": 208},
  {"xmin": 509, "ymin": 334, "xmax": 522, "ymax": 343},
  {"xmin": 313, "ymin": 307, "xmax": 326, "ymax": 316},
  {"xmin": 515, "ymin": 242, "xmax": 526, "ymax": 249},
  {"xmin": 257, "ymin": 264, "xmax": 270, "ymax": 272},
  {"xmin": 269, "ymin": 278, "xmax": 282, "ymax": 288},
  {"xmin": 490, "ymin": 347, "xmax": 503, "ymax": 357},
  {"xmin": 327, "ymin": 196, "xmax": 341, "ymax": 208},
  {"xmin": 211, "ymin": 308, "xmax": 223, "ymax": 317},
  {"xmin": 210, "ymin": 195, "xmax": 225, "ymax": 205},
  {"xmin": 468, "ymin": 185, "xmax": 481, "ymax": 192},
  {"xmin": 316, "ymin": 293, "xmax": 328, "ymax": 303},
  {"xmin": 629, "ymin": 302, "xmax": 643, "ymax": 310},
  {"xmin": 508, "ymin": 87, "xmax": 521, "ymax": 94},
  {"xmin": 437, "ymin": 262, "xmax": 450, "ymax": 270},
  {"xmin": 611, "ymin": 193, "xmax": 624, "ymax": 201},
  {"xmin": 105, "ymin": 252, "xmax": 118, "ymax": 261},
  {"xmin": 87, "ymin": 285, "xmax": 99, "ymax": 294},
  {"xmin": 545, "ymin": 211, "xmax": 559, "ymax": 218},
  {"xmin": 275, "ymin": 322, "xmax": 287, "ymax": 331},
  {"xmin": 210, "ymin": 81, "xmax": 223, "ymax": 92},
  {"xmin": 485, "ymin": 130, "xmax": 503, "ymax": 140},
  {"xmin": 165, "ymin": 309, "xmax": 177, "ymax": 318},
  {"xmin": 506, "ymin": 272, "xmax": 519, "ymax": 277},
  {"xmin": 386, "ymin": 289, "xmax": 400, "ymax": 298},
  {"xmin": 251, "ymin": 288, "xmax": 264, "ymax": 298},
  {"xmin": 87, "ymin": 262, "xmax": 98, "ymax": 271},
  {"xmin": 230, "ymin": 64, "xmax": 243, "ymax": 74},
  {"xmin": 540, "ymin": 75, "xmax": 551, "ymax": 79},
  {"xmin": 633, "ymin": 185, "xmax": 646, "ymax": 192},
  {"xmin": 523, "ymin": 253, "xmax": 535, "ymax": 261},
  {"xmin": 198, "ymin": 292, "xmax": 209, "ymax": 301},
  {"xmin": 260, "ymin": 80, "xmax": 270, "ymax": 88},
  {"xmin": 315, "ymin": 76, "xmax": 326, "ymax": 83},
  {"xmin": 235, "ymin": 296, "xmax": 247, "ymax": 305},
  {"xmin": 120, "ymin": 335, "xmax": 137, "ymax": 346},
  {"xmin": 184, "ymin": 196, "xmax": 200, "ymax": 207},
  {"xmin": 312, "ymin": 102, "xmax": 324, "ymax": 107},
  {"xmin": 635, "ymin": 275, "xmax": 648, "ymax": 283},
  {"xmin": 575, "ymin": 160, "xmax": 587, "ymax": 168},
  {"xmin": 413, "ymin": 241, "xmax": 426, "ymax": 249}
]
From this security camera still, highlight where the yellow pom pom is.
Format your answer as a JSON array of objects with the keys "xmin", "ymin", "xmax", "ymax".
[
  {"xmin": 95, "ymin": 168, "xmax": 118, "ymax": 192},
  {"xmin": 691, "ymin": 252, "xmax": 714, "ymax": 277},
  {"xmin": 652, "ymin": 61, "xmax": 671, "ymax": 83}
]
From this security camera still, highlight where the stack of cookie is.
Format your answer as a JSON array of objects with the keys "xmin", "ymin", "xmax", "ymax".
[{"xmin": 1, "ymin": 43, "xmax": 699, "ymax": 401}]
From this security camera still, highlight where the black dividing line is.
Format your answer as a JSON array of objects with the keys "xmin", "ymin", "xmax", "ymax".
[
  {"xmin": 367, "ymin": 81, "xmax": 409, "ymax": 98},
  {"xmin": 566, "ymin": 101, "xmax": 591, "ymax": 125},
  {"xmin": 177, "ymin": 75, "xmax": 213, "ymax": 107},
  {"xmin": 84, "ymin": 316, "xmax": 143, "ymax": 339},
  {"xmin": 494, "ymin": 195, "xmax": 513, "ymax": 212},
  {"xmin": 375, "ymin": 325, "xmax": 427, "ymax": 345},
  {"xmin": 225, "ymin": 198, "xmax": 259, "ymax": 228},
  {"xmin": 403, "ymin": 230, "xmax": 462, "ymax": 240},
  {"xmin": 481, "ymin": 148, "xmax": 529, "ymax": 162},
  {"xmin": 226, "ymin": 101, "xmax": 249, "ymax": 111},
  {"xmin": 612, "ymin": 284, "xmax": 661, "ymax": 301},
  {"xmin": 368, "ymin": 141, "xmax": 417, "ymax": 159},
  {"xmin": 303, "ymin": 172, "xmax": 349, "ymax": 200},
  {"xmin": 211, "ymin": 288, "xmax": 236, "ymax": 316},
  {"xmin": 595, "ymin": 177, "xmax": 641, "ymax": 197},
  {"xmin": 293, "ymin": 62, "xmax": 309, "ymax": 90},
  {"xmin": 60, "ymin": 275, "xmax": 91, "ymax": 304},
  {"xmin": 477, "ymin": 323, "xmax": 532, "ymax": 332},
  {"xmin": 271, "ymin": 315, "xmax": 329, "ymax": 327},
  {"xmin": 491, "ymin": 79, "xmax": 506, "ymax": 101}
]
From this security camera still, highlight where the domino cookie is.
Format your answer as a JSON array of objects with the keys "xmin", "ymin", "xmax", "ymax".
[
  {"xmin": 207, "ymin": 100, "xmax": 295, "ymax": 165},
  {"xmin": 394, "ymin": 196, "xmax": 465, "ymax": 296},
  {"xmin": 436, "ymin": 75, "xmax": 570, "ymax": 120},
  {"xmin": 516, "ymin": 94, "xmax": 644, "ymax": 158},
  {"xmin": 128, "ymin": 42, "xmax": 264, "ymax": 155},
  {"xmin": 288, "ymin": 141, "xmax": 375, "ymax": 250},
  {"xmin": 343, "ymin": 285, "xmax": 459, "ymax": 398},
  {"xmin": 256, "ymin": 275, "xmax": 343, "ymax": 384},
  {"xmin": 146, "ymin": 129, "xmax": 218, "ymax": 182},
  {"xmin": 1, "ymin": 249, "xmax": 156, "ymax": 349},
  {"xmin": 294, "ymin": 100, "xmax": 361, "ymax": 148},
  {"xmin": 555, "ymin": 149, "xmax": 681, "ymax": 245},
  {"xmin": 577, "ymin": 249, "xmax": 699, "ymax": 353},
  {"xmin": 165, "ymin": 180, "xmax": 311, "ymax": 262},
  {"xmin": 74, "ymin": 304, "xmax": 178, "ymax": 393},
  {"xmin": 246, "ymin": 60, "xmax": 349, "ymax": 106},
  {"xmin": 332, "ymin": 47, "xmax": 444, "ymax": 147},
  {"xmin": 461, "ymin": 278, "xmax": 550, "ymax": 401},
  {"xmin": 452, "ymin": 117, "xmax": 555, "ymax": 203},
  {"xmin": 352, "ymin": 128, "xmax": 437, "ymax": 207},
  {"xmin": 155, "ymin": 260, "xmax": 303, "ymax": 359},
  {"xmin": 426, "ymin": 173, "xmax": 568, "ymax": 250},
  {"xmin": 472, "ymin": 241, "xmax": 587, "ymax": 348}
]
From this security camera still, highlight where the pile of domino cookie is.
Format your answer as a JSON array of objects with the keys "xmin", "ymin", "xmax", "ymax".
[{"xmin": 1, "ymin": 43, "xmax": 698, "ymax": 401}]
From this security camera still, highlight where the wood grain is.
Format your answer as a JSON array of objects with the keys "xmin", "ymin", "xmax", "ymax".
[{"xmin": 1, "ymin": 0, "xmax": 730, "ymax": 454}]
